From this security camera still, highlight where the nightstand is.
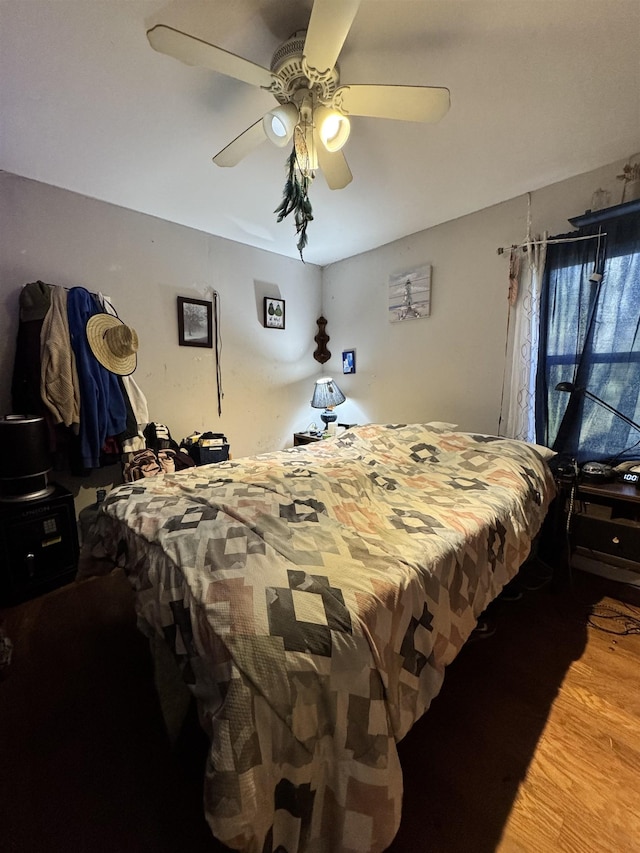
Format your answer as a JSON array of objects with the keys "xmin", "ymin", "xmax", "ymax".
[
  {"xmin": 293, "ymin": 432, "xmax": 324, "ymax": 446},
  {"xmin": 571, "ymin": 480, "xmax": 640, "ymax": 567},
  {"xmin": 554, "ymin": 478, "xmax": 640, "ymax": 580},
  {"xmin": 0, "ymin": 485, "xmax": 79, "ymax": 605}
]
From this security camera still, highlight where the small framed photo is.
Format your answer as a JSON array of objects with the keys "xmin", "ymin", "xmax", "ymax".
[
  {"xmin": 342, "ymin": 349, "xmax": 356, "ymax": 374},
  {"xmin": 264, "ymin": 297, "xmax": 285, "ymax": 329},
  {"xmin": 177, "ymin": 296, "xmax": 213, "ymax": 348}
]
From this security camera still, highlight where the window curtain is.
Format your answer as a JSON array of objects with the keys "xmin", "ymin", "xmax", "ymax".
[
  {"xmin": 536, "ymin": 210, "xmax": 640, "ymax": 463},
  {"xmin": 504, "ymin": 237, "xmax": 547, "ymax": 442}
]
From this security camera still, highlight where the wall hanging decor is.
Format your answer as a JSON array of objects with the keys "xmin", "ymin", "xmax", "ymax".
[
  {"xmin": 264, "ymin": 297, "xmax": 285, "ymax": 329},
  {"xmin": 617, "ymin": 154, "xmax": 640, "ymax": 204},
  {"xmin": 313, "ymin": 316, "xmax": 330, "ymax": 363},
  {"xmin": 342, "ymin": 350, "xmax": 356, "ymax": 374},
  {"xmin": 177, "ymin": 296, "xmax": 213, "ymax": 347},
  {"xmin": 389, "ymin": 264, "xmax": 432, "ymax": 323}
]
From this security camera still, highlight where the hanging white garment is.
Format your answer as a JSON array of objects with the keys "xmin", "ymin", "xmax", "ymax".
[
  {"xmin": 505, "ymin": 235, "xmax": 547, "ymax": 442},
  {"xmin": 121, "ymin": 374, "xmax": 149, "ymax": 430},
  {"xmin": 97, "ymin": 293, "xmax": 118, "ymax": 317}
]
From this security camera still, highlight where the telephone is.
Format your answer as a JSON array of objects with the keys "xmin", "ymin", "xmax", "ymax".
[{"xmin": 580, "ymin": 461, "xmax": 614, "ymax": 481}]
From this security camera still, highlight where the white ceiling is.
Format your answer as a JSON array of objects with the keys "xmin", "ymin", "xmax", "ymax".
[{"xmin": 2, "ymin": 0, "xmax": 639, "ymax": 267}]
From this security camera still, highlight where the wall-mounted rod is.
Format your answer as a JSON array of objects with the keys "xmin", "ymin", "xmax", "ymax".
[{"xmin": 496, "ymin": 232, "xmax": 605, "ymax": 255}]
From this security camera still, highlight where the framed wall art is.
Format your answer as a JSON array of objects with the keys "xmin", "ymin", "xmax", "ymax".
[
  {"xmin": 342, "ymin": 349, "xmax": 356, "ymax": 374},
  {"xmin": 264, "ymin": 297, "xmax": 285, "ymax": 329},
  {"xmin": 177, "ymin": 296, "xmax": 213, "ymax": 347},
  {"xmin": 388, "ymin": 264, "xmax": 432, "ymax": 323}
]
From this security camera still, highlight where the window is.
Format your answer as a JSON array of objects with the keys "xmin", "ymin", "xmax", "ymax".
[{"xmin": 536, "ymin": 209, "xmax": 640, "ymax": 463}]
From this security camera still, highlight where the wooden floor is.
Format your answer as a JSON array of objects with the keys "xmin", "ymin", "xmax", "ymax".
[
  {"xmin": 390, "ymin": 571, "xmax": 640, "ymax": 853},
  {"xmin": 1, "ymin": 567, "xmax": 640, "ymax": 853}
]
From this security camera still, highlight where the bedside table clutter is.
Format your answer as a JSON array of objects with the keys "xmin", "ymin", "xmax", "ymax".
[{"xmin": 294, "ymin": 424, "xmax": 356, "ymax": 446}]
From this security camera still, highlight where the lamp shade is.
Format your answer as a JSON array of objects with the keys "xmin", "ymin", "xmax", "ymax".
[
  {"xmin": 263, "ymin": 103, "xmax": 299, "ymax": 147},
  {"xmin": 314, "ymin": 105, "xmax": 351, "ymax": 152},
  {"xmin": 311, "ymin": 377, "xmax": 346, "ymax": 409}
]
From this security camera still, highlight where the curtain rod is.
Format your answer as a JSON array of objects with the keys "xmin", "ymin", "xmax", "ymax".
[{"xmin": 496, "ymin": 231, "xmax": 605, "ymax": 255}]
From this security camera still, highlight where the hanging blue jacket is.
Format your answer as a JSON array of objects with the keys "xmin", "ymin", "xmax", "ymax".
[{"xmin": 66, "ymin": 287, "xmax": 127, "ymax": 468}]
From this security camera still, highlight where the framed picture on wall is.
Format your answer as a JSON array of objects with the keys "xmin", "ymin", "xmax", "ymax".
[
  {"xmin": 388, "ymin": 264, "xmax": 431, "ymax": 323},
  {"xmin": 264, "ymin": 297, "xmax": 285, "ymax": 329},
  {"xmin": 177, "ymin": 296, "xmax": 213, "ymax": 347},
  {"xmin": 342, "ymin": 349, "xmax": 356, "ymax": 374}
]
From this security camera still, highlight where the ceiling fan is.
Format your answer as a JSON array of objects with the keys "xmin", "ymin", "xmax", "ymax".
[{"xmin": 146, "ymin": 0, "xmax": 450, "ymax": 191}]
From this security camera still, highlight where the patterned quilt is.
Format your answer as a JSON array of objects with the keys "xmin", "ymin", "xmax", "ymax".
[{"xmin": 82, "ymin": 424, "xmax": 555, "ymax": 853}]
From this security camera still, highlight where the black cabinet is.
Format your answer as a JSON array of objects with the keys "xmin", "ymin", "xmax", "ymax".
[
  {"xmin": 0, "ymin": 485, "xmax": 79, "ymax": 605},
  {"xmin": 293, "ymin": 432, "xmax": 323, "ymax": 446},
  {"xmin": 572, "ymin": 480, "xmax": 640, "ymax": 569},
  {"xmin": 554, "ymin": 479, "xmax": 640, "ymax": 578}
]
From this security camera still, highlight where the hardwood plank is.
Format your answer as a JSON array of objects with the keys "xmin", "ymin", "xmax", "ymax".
[{"xmin": 498, "ymin": 775, "xmax": 568, "ymax": 853}]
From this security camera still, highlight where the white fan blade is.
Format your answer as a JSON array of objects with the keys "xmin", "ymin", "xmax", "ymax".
[
  {"xmin": 334, "ymin": 85, "xmax": 450, "ymax": 122},
  {"xmin": 213, "ymin": 119, "xmax": 267, "ymax": 167},
  {"xmin": 303, "ymin": 0, "xmax": 361, "ymax": 77},
  {"xmin": 317, "ymin": 145, "xmax": 353, "ymax": 190},
  {"xmin": 147, "ymin": 25, "xmax": 277, "ymax": 89}
]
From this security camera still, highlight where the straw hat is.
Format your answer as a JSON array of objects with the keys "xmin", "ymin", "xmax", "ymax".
[{"xmin": 86, "ymin": 314, "xmax": 138, "ymax": 376}]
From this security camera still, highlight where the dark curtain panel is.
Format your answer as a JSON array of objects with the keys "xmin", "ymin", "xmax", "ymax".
[{"xmin": 536, "ymin": 210, "xmax": 640, "ymax": 463}]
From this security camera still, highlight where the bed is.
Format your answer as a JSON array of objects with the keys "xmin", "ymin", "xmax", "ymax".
[{"xmin": 80, "ymin": 423, "xmax": 556, "ymax": 853}]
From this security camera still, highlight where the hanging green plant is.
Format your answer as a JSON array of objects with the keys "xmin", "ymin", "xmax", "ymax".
[{"xmin": 274, "ymin": 139, "xmax": 313, "ymax": 262}]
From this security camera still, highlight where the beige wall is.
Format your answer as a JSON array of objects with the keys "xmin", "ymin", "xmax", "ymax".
[
  {"xmin": 0, "ymin": 159, "xmax": 627, "ymax": 513},
  {"xmin": 322, "ymin": 158, "xmax": 628, "ymax": 433},
  {"xmin": 0, "ymin": 172, "xmax": 322, "ymax": 512}
]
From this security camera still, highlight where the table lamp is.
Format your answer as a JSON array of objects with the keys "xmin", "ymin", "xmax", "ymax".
[{"xmin": 311, "ymin": 377, "xmax": 346, "ymax": 433}]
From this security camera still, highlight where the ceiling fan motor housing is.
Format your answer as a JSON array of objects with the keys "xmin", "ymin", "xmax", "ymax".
[{"xmin": 269, "ymin": 31, "xmax": 339, "ymax": 105}]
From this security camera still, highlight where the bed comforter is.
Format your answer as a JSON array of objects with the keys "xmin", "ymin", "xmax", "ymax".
[{"xmin": 82, "ymin": 423, "xmax": 556, "ymax": 853}]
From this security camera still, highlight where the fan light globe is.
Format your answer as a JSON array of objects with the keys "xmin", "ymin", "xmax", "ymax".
[
  {"xmin": 315, "ymin": 106, "xmax": 350, "ymax": 152},
  {"xmin": 263, "ymin": 103, "xmax": 299, "ymax": 147}
]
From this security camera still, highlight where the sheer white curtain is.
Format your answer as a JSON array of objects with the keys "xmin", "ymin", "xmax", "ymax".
[{"xmin": 505, "ymin": 234, "xmax": 547, "ymax": 442}]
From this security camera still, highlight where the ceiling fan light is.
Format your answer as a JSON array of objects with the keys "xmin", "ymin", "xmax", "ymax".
[
  {"xmin": 263, "ymin": 103, "xmax": 299, "ymax": 147},
  {"xmin": 315, "ymin": 106, "xmax": 350, "ymax": 152}
]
